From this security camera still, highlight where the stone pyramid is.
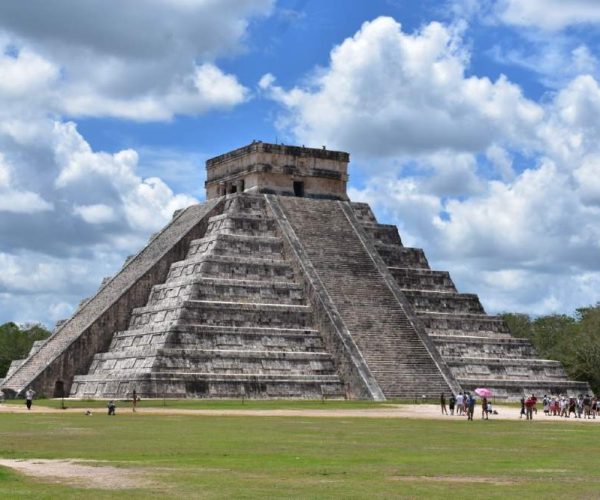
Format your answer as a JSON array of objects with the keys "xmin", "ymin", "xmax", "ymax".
[{"xmin": 1, "ymin": 142, "xmax": 590, "ymax": 400}]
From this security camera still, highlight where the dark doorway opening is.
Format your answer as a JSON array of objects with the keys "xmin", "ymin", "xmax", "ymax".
[
  {"xmin": 229, "ymin": 185, "xmax": 237, "ymax": 194},
  {"xmin": 53, "ymin": 380, "xmax": 65, "ymax": 398},
  {"xmin": 293, "ymin": 181, "xmax": 304, "ymax": 197}
]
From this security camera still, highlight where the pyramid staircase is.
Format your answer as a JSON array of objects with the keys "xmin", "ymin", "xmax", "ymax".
[
  {"xmin": 272, "ymin": 196, "xmax": 454, "ymax": 399},
  {"xmin": 350, "ymin": 203, "xmax": 590, "ymax": 399},
  {"xmin": 70, "ymin": 195, "xmax": 344, "ymax": 399}
]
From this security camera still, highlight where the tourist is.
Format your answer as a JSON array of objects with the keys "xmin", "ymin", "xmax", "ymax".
[
  {"xmin": 568, "ymin": 398, "xmax": 577, "ymax": 418},
  {"xmin": 467, "ymin": 393, "xmax": 476, "ymax": 421},
  {"xmin": 577, "ymin": 395, "xmax": 584, "ymax": 418},
  {"xmin": 481, "ymin": 396, "xmax": 488, "ymax": 420},
  {"xmin": 592, "ymin": 397, "xmax": 598, "ymax": 418},
  {"xmin": 543, "ymin": 395, "xmax": 550, "ymax": 415},
  {"xmin": 440, "ymin": 393, "xmax": 448, "ymax": 415},
  {"xmin": 449, "ymin": 394, "xmax": 456, "ymax": 415},
  {"xmin": 583, "ymin": 394, "xmax": 592, "ymax": 419},
  {"xmin": 132, "ymin": 389, "xmax": 138, "ymax": 413},
  {"xmin": 519, "ymin": 396, "xmax": 526, "ymax": 419},
  {"xmin": 456, "ymin": 392, "xmax": 464, "ymax": 416},
  {"xmin": 559, "ymin": 395, "xmax": 569, "ymax": 417},
  {"xmin": 525, "ymin": 394, "xmax": 537, "ymax": 420},
  {"xmin": 107, "ymin": 400, "xmax": 116, "ymax": 416},
  {"xmin": 24, "ymin": 388, "xmax": 35, "ymax": 411}
]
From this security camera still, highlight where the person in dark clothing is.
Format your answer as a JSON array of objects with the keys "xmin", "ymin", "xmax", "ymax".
[
  {"xmin": 520, "ymin": 396, "xmax": 526, "ymax": 419},
  {"xmin": 107, "ymin": 400, "xmax": 116, "ymax": 416},
  {"xmin": 467, "ymin": 394, "xmax": 476, "ymax": 421},
  {"xmin": 449, "ymin": 394, "xmax": 456, "ymax": 415},
  {"xmin": 440, "ymin": 393, "xmax": 448, "ymax": 415}
]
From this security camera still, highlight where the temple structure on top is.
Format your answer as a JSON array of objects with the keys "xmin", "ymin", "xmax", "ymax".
[
  {"xmin": 205, "ymin": 142, "xmax": 349, "ymax": 200},
  {"xmin": 0, "ymin": 142, "xmax": 591, "ymax": 401}
]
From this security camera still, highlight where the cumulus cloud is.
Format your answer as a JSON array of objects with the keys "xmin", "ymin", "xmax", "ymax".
[
  {"xmin": 267, "ymin": 15, "xmax": 600, "ymax": 315},
  {"xmin": 497, "ymin": 0, "xmax": 600, "ymax": 31},
  {"xmin": 261, "ymin": 17, "xmax": 542, "ymax": 157},
  {"xmin": 0, "ymin": 0, "xmax": 272, "ymax": 121},
  {"xmin": 0, "ymin": 1, "xmax": 272, "ymax": 324}
]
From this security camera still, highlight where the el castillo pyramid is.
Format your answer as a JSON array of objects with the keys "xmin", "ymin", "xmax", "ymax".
[{"xmin": 1, "ymin": 142, "xmax": 591, "ymax": 400}]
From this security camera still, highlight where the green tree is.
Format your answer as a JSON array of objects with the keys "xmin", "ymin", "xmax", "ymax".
[{"xmin": 0, "ymin": 322, "xmax": 51, "ymax": 378}]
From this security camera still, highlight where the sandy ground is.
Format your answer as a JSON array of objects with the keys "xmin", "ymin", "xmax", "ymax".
[
  {"xmin": 0, "ymin": 458, "xmax": 151, "ymax": 489},
  {"xmin": 0, "ymin": 402, "xmax": 598, "ymax": 422}
]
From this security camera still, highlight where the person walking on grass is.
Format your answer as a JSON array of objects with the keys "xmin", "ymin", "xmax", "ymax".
[
  {"xmin": 481, "ymin": 397, "xmax": 488, "ymax": 420},
  {"xmin": 456, "ymin": 392, "xmax": 464, "ymax": 416},
  {"xmin": 519, "ymin": 396, "xmax": 526, "ymax": 419},
  {"xmin": 467, "ymin": 393, "xmax": 475, "ymax": 421},
  {"xmin": 107, "ymin": 400, "xmax": 116, "ymax": 416},
  {"xmin": 449, "ymin": 393, "xmax": 456, "ymax": 416},
  {"xmin": 132, "ymin": 389, "xmax": 138, "ymax": 413},
  {"xmin": 25, "ymin": 388, "xmax": 35, "ymax": 410},
  {"xmin": 440, "ymin": 393, "xmax": 448, "ymax": 415}
]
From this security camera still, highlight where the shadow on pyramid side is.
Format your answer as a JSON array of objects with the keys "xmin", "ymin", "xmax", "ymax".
[{"xmin": 1, "ymin": 142, "xmax": 591, "ymax": 400}]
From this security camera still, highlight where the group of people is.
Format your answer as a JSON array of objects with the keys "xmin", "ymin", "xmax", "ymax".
[
  {"xmin": 441, "ymin": 392, "xmax": 493, "ymax": 420},
  {"xmin": 542, "ymin": 394, "xmax": 598, "ymax": 419}
]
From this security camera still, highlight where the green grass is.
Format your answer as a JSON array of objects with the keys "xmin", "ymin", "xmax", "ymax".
[{"xmin": 0, "ymin": 411, "xmax": 598, "ymax": 498}]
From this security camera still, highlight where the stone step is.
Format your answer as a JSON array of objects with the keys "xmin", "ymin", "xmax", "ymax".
[
  {"xmin": 350, "ymin": 202, "xmax": 377, "ymax": 224},
  {"xmin": 166, "ymin": 254, "xmax": 295, "ymax": 282},
  {"xmin": 205, "ymin": 212, "xmax": 279, "ymax": 238},
  {"xmin": 450, "ymin": 357, "xmax": 567, "ymax": 380},
  {"xmin": 431, "ymin": 335, "xmax": 537, "ymax": 358},
  {"xmin": 222, "ymin": 194, "xmax": 268, "ymax": 215},
  {"xmin": 418, "ymin": 313, "xmax": 511, "ymax": 337},
  {"xmin": 147, "ymin": 277, "xmax": 305, "ymax": 307},
  {"xmin": 403, "ymin": 290, "xmax": 485, "ymax": 315},
  {"xmin": 389, "ymin": 268, "xmax": 457, "ymax": 292},
  {"xmin": 361, "ymin": 223, "xmax": 403, "ymax": 246},
  {"xmin": 88, "ymin": 348, "xmax": 337, "ymax": 375},
  {"xmin": 374, "ymin": 244, "xmax": 430, "ymax": 269},
  {"xmin": 186, "ymin": 233, "xmax": 284, "ymax": 260},
  {"xmin": 130, "ymin": 301, "xmax": 313, "ymax": 330},
  {"xmin": 70, "ymin": 372, "xmax": 345, "ymax": 399}
]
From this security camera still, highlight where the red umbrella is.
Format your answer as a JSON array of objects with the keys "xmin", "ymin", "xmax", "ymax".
[{"xmin": 475, "ymin": 388, "xmax": 492, "ymax": 398}]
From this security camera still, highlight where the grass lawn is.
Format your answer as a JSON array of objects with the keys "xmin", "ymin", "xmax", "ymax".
[{"xmin": 0, "ymin": 409, "xmax": 597, "ymax": 498}]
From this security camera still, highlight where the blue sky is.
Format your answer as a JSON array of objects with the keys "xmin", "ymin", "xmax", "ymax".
[{"xmin": 2, "ymin": 0, "xmax": 600, "ymax": 327}]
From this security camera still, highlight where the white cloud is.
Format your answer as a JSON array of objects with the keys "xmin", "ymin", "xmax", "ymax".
[
  {"xmin": 261, "ymin": 17, "xmax": 542, "ymax": 157},
  {"xmin": 497, "ymin": 0, "xmax": 600, "ymax": 31},
  {"xmin": 73, "ymin": 204, "xmax": 116, "ymax": 224},
  {"xmin": 0, "ymin": 0, "xmax": 272, "ymax": 121},
  {"xmin": 265, "ymin": 15, "xmax": 600, "ymax": 315}
]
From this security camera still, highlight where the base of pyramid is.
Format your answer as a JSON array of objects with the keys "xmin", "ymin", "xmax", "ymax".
[{"xmin": 70, "ymin": 372, "xmax": 345, "ymax": 399}]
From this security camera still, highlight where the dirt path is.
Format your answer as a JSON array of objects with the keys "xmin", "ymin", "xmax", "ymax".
[
  {"xmin": 0, "ymin": 403, "xmax": 598, "ymax": 422},
  {"xmin": 0, "ymin": 458, "xmax": 150, "ymax": 489}
]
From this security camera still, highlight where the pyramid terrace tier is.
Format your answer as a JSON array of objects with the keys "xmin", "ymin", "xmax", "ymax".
[
  {"xmin": 109, "ymin": 325, "xmax": 326, "ymax": 352},
  {"xmin": 431, "ymin": 335, "xmax": 538, "ymax": 358},
  {"xmin": 388, "ymin": 268, "xmax": 457, "ymax": 292},
  {"xmin": 165, "ymin": 254, "xmax": 296, "ymax": 282},
  {"xmin": 129, "ymin": 301, "xmax": 314, "ymax": 330},
  {"xmin": 86, "ymin": 347, "xmax": 338, "ymax": 376},
  {"xmin": 402, "ymin": 290, "xmax": 485, "ymax": 315},
  {"xmin": 360, "ymin": 223, "xmax": 403, "ymax": 246},
  {"xmin": 446, "ymin": 357, "xmax": 568, "ymax": 380},
  {"xmin": 70, "ymin": 372, "xmax": 345, "ymax": 399},
  {"xmin": 418, "ymin": 312, "xmax": 513, "ymax": 338},
  {"xmin": 204, "ymin": 212, "xmax": 280, "ymax": 238},
  {"xmin": 458, "ymin": 378, "xmax": 591, "ymax": 400},
  {"xmin": 374, "ymin": 243, "xmax": 430, "ymax": 269},
  {"xmin": 186, "ymin": 233, "xmax": 284, "ymax": 260},
  {"xmin": 147, "ymin": 277, "xmax": 306, "ymax": 307}
]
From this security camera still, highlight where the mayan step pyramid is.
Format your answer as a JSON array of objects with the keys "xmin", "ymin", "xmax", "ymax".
[{"xmin": 1, "ymin": 142, "xmax": 590, "ymax": 400}]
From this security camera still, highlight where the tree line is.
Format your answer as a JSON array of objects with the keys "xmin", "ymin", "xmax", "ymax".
[
  {"xmin": 0, "ymin": 322, "xmax": 51, "ymax": 378},
  {"xmin": 502, "ymin": 305, "xmax": 600, "ymax": 394}
]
